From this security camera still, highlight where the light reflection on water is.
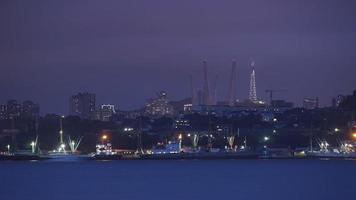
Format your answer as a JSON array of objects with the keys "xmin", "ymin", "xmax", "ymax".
[{"xmin": 0, "ymin": 159, "xmax": 355, "ymax": 200}]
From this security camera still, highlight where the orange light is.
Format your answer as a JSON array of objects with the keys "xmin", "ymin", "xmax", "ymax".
[
  {"xmin": 102, "ymin": 135, "xmax": 108, "ymax": 140},
  {"xmin": 352, "ymin": 133, "xmax": 356, "ymax": 139},
  {"xmin": 178, "ymin": 134, "xmax": 182, "ymax": 140}
]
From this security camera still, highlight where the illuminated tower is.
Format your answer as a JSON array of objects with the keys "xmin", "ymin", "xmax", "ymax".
[{"xmin": 249, "ymin": 61, "xmax": 258, "ymax": 103}]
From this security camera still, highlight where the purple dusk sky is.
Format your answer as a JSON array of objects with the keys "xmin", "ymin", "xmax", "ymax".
[{"xmin": 0, "ymin": 0, "xmax": 356, "ymax": 114}]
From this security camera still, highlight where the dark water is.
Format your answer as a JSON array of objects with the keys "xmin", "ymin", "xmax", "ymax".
[{"xmin": 0, "ymin": 159, "xmax": 355, "ymax": 200}]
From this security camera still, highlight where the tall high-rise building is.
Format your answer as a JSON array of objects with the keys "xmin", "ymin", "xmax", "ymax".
[
  {"xmin": 249, "ymin": 61, "xmax": 258, "ymax": 103},
  {"xmin": 6, "ymin": 100, "xmax": 22, "ymax": 119},
  {"xmin": 22, "ymin": 100, "xmax": 40, "ymax": 119},
  {"xmin": 69, "ymin": 92, "xmax": 96, "ymax": 119},
  {"xmin": 99, "ymin": 104, "xmax": 116, "ymax": 121},
  {"xmin": 0, "ymin": 100, "xmax": 40, "ymax": 120},
  {"xmin": 145, "ymin": 91, "xmax": 174, "ymax": 117},
  {"xmin": 332, "ymin": 95, "xmax": 345, "ymax": 108},
  {"xmin": 0, "ymin": 104, "xmax": 6, "ymax": 120}
]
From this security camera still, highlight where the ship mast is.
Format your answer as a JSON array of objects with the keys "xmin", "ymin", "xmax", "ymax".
[
  {"xmin": 137, "ymin": 115, "xmax": 144, "ymax": 154},
  {"xmin": 58, "ymin": 115, "xmax": 66, "ymax": 153},
  {"xmin": 59, "ymin": 116, "xmax": 64, "ymax": 145},
  {"xmin": 309, "ymin": 120, "xmax": 313, "ymax": 152}
]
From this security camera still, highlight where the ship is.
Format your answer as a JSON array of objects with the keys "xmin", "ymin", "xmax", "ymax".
[
  {"xmin": 91, "ymin": 139, "xmax": 123, "ymax": 160},
  {"xmin": 141, "ymin": 140, "xmax": 259, "ymax": 160},
  {"xmin": 259, "ymin": 146, "xmax": 294, "ymax": 159},
  {"xmin": 42, "ymin": 116, "xmax": 87, "ymax": 161},
  {"xmin": 306, "ymin": 140, "xmax": 356, "ymax": 159},
  {"xmin": 0, "ymin": 135, "xmax": 50, "ymax": 161},
  {"xmin": 0, "ymin": 151, "xmax": 47, "ymax": 161},
  {"xmin": 91, "ymin": 134, "xmax": 139, "ymax": 160}
]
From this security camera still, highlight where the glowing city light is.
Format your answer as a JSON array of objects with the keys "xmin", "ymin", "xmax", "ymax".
[
  {"xmin": 124, "ymin": 127, "xmax": 134, "ymax": 132},
  {"xmin": 102, "ymin": 135, "xmax": 108, "ymax": 140},
  {"xmin": 352, "ymin": 133, "xmax": 356, "ymax": 139},
  {"xmin": 264, "ymin": 136, "xmax": 270, "ymax": 141},
  {"xmin": 30, "ymin": 141, "xmax": 36, "ymax": 153}
]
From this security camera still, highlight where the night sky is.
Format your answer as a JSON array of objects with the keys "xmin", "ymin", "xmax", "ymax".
[{"xmin": 1, "ymin": 0, "xmax": 356, "ymax": 114}]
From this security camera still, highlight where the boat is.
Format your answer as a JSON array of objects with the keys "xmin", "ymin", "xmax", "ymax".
[
  {"xmin": 43, "ymin": 116, "xmax": 86, "ymax": 161},
  {"xmin": 141, "ymin": 150, "xmax": 259, "ymax": 160},
  {"xmin": 0, "ymin": 152, "xmax": 48, "ymax": 161},
  {"xmin": 306, "ymin": 140, "xmax": 356, "ymax": 159},
  {"xmin": 0, "ymin": 137, "xmax": 48, "ymax": 161},
  {"xmin": 141, "ymin": 141, "xmax": 259, "ymax": 160},
  {"xmin": 91, "ymin": 142, "xmax": 124, "ymax": 160},
  {"xmin": 259, "ymin": 146, "xmax": 294, "ymax": 159}
]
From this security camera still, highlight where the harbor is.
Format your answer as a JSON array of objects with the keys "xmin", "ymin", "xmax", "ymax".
[
  {"xmin": 2, "ymin": 1, "xmax": 356, "ymax": 200},
  {"xmin": 2, "ymin": 131, "xmax": 356, "ymax": 161}
]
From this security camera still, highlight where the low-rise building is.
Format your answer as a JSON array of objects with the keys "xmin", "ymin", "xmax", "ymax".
[{"xmin": 303, "ymin": 98, "xmax": 319, "ymax": 110}]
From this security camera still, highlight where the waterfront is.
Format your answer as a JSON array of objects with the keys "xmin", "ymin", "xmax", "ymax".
[{"xmin": 0, "ymin": 159, "xmax": 355, "ymax": 200}]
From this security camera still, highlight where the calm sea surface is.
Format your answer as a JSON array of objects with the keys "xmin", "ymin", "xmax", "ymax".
[{"xmin": 0, "ymin": 159, "xmax": 355, "ymax": 200}]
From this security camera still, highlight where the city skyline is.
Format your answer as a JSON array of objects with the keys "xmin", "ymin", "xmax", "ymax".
[
  {"xmin": 0, "ymin": 60, "xmax": 354, "ymax": 115},
  {"xmin": 1, "ymin": 1, "xmax": 356, "ymax": 114},
  {"xmin": 1, "ymin": 2, "xmax": 356, "ymax": 200}
]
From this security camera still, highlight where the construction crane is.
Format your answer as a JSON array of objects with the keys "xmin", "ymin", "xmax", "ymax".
[{"xmin": 265, "ymin": 89, "xmax": 284, "ymax": 106}]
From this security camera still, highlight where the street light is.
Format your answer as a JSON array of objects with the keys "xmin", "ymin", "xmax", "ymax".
[
  {"xmin": 101, "ymin": 134, "xmax": 108, "ymax": 144},
  {"xmin": 6, "ymin": 144, "xmax": 10, "ymax": 154},
  {"xmin": 334, "ymin": 128, "xmax": 340, "ymax": 132},
  {"xmin": 30, "ymin": 141, "xmax": 36, "ymax": 153},
  {"xmin": 264, "ymin": 136, "xmax": 270, "ymax": 141},
  {"xmin": 102, "ymin": 135, "xmax": 108, "ymax": 140},
  {"xmin": 178, "ymin": 134, "xmax": 182, "ymax": 152},
  {"xmin": 178, "ymin": 134, "xmax": 182, "ymax": 140}
]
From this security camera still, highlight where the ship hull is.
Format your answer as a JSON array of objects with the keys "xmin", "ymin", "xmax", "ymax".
[
  {"xmin": 141, "ymin": 151, "xmax": 259, "ymax": 160},
  {"xmin": 0, "ymin": 154, "xmax": 48, "ymax": 161},
  {"xmin": 306, "ymin": 152, "xmax": 356, "ymax": 159},
  {"xmin": 42, "ymin": 154, "xmax": 90, "ymax": 161}
]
